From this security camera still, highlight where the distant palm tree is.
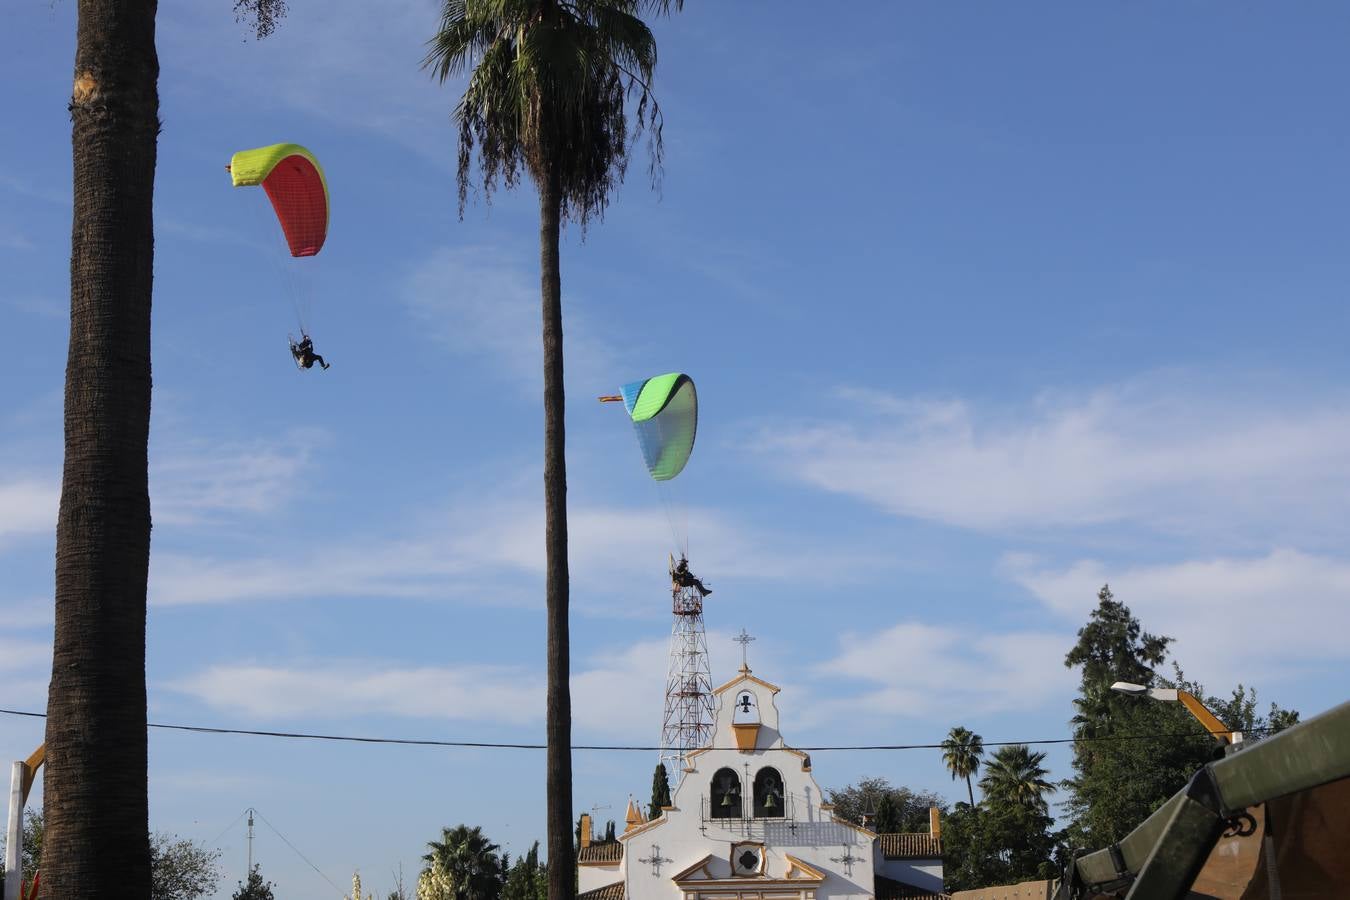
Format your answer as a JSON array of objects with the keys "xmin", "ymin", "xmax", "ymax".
[
  {"xmin": 424, "ymin": 825, "xmax": 503, "ymax": 900},
  {"xmin": 425, "ymin": 5, "xmax": 681, "ymax": 900},
  {"xmin": 979, "ymin": 744, "xmax": 1056, "ymax": 815},
  {"xmin": 941, "ymin": 726, "xmax": 985, "ymax": 806}
]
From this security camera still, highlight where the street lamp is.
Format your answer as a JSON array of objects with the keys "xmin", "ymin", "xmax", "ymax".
[{"xmin": 1110, "ymin": 682, "xmax": 1243, "ymax": 745}]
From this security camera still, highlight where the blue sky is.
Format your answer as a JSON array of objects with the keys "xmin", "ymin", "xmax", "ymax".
[{"xmin": 5, "ymin": 2, "xmax": 1350, "ymax": 897}]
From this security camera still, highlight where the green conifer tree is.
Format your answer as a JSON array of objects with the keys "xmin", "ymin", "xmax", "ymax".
[{"xmin": 649, "ymin": 763, "xmax": 672, "ymax": 820}]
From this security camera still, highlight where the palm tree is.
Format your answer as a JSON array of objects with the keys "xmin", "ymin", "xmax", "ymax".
[
  {"xmin": 941, "ymin": 726, "xmax": 985, "ymax": 807},
  {"xmin": 425, "ymin": 5, "xmax": 681, "ymax": 900},
  {"xmin": 43, "ymin": 5, "xmax": 283, "ymax": 897},
  {"xmin": 423, "ymin": 825, "xmax": 504, "ymax": 900},
  {"xmin": 979, "ymin": 744, "xmax": 1057, "ymax": 815},
  {"xmin": 42, "ymin": 2, "xmax": 160, "ymax": 896}
]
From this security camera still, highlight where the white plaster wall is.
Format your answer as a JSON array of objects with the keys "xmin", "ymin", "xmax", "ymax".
[
  {"xmin": 580, "ymin": 863, "xmax": 622, "ymax": 893},
  {"xmin": 875, "ymin": 859, "xmax": 943, "ymax": 894},
  {"xmin": 620, "ymin": 672, "xmax": 876, "ymax": 900}
]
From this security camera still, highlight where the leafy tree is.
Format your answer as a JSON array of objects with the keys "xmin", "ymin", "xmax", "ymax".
[
  {"xmin": 0, "ymin": 809, "xmax": 43, "ymax": 887},
  {"xmin": 872, "ymin": 795, "xmax": 901, "ymax": 834},
  {"xmin": 826, "ymin": 776, "xmax": 946, "ymax": 832},
  {"xmin": 4, "ymin": 812, "xmax": 221, "ymax": 900},
  {"xmin": 1193, "ymin": 674, "xmax": 1300, "ymax": 739},
  {"xmin": 423, "ymin": 825, "xmax": 503, "ymax": 900},
  {"xmin": 150, "ymin": 832, "xmax": 223, "ymax": 900},
  {"xmin": 649, "ymin": 762, "xmax": 672, "ymax": 819},
  {"xmin": 232, "ymin": 864, "xmax": 277, "ymax": 900},
  {"xmin": 979, "ymin": 745, "xmax": 1055, "ymax": 815},
  {"xmin": 501, "ymin": 842, "xmax": 547, "ymax": 900},
  {"xmin": 42, "ymin": 3, "xmax": 281, "ymax": 897},
  {"xmin": 1061, "ymin": 585, "xmax": 1298, "ymax": 852},
  {"xmin": 941, "ymin": 802, "xmax": 1057, "ymax": 893},
  {"xmin": 940, "ymin": 726, "xmax": 985, "ymax": 807},
  {"xmin": 425, "ymin": 3, "xmax": 683, "ymax": 897},
  {"xmin": 942, "ymin": 747, "xmax": 1058, "ymax": 892}
]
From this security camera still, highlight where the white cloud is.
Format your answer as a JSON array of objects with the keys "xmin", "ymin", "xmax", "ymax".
[
  {"xmin": 150, "ymin": 495, "xmax": 890, "ymax": 609},
  {"xmin": 572, "ymin": 638, "xmax": 671, "ymax": 738},
  {"xmin": 151, "ymin": 430, "xmax": 321, "ymax": 525},
  {"xmin": 404, "ymin": 246, "xmax": 618, "ymax": 392},
  {"xmin": 814, "ymin": 622, "xmax": 1075, "ymax": 718},
  {"xmin": 0, "ymin": 431, "xmax": 319, "ymax": 548},
  {"xmin": 756, "ymin": 376, "xmax": 1350, "ymax": 542},
  {"xmin": 0, "ymin": 478, "xmax": 59, "ymax": 545},
  {"xmin": 1005, "ymin": 549, "xmax": 1350, "ymax": 689},
  {"xmin": 167, "ymin": 662, "xmax": 544, "ymax": 724},
  {"xmin": 165, "ymin": 629, "xmax": 767, "ymax": 738}
]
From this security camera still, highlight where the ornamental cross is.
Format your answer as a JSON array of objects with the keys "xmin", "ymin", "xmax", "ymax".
[
  {"xmin": 734, "ymin": 628, "xmax": 755, "ymax": 669},
  {"xmin": 638, "ymin": 844, "xmax": 674, "ymax": 877},
  {"xmin": 830, "ymin": 846, "xmax": 861, "ymax": 876}
]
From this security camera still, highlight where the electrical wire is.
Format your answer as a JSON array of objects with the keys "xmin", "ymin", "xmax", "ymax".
[
  {"xmin": 252, "ymin": 807, "xmax": 346, "ymax": 898},
  {"xmin": 0, "ymin": 706, "xmax": 1260, "ymax": 752},
  {"xmin": 208, "ymin": 806, "xmax": 251, "ymax": 847}
]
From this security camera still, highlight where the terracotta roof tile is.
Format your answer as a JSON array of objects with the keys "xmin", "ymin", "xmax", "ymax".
[
  {"xmin": 878, "ymin": 832, "xmax": 943, "ymax": 859},
  {"xmin": 578, "ymin": 842, "xmax": 623, "ymax": 864},
  {"xmin": 577, "ymin": 882, "xmax": 624, "ymax": 900}
]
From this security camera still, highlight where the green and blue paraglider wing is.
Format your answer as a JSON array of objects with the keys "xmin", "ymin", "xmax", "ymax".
[{"xmin": 617, "ymin": 373, "xmax": 698, "ymax": 481}]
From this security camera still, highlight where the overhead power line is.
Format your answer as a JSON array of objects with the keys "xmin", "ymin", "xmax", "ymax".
[{"xmin": 0, "ymin": 706, "xmax": 1259, "ymax": 752}]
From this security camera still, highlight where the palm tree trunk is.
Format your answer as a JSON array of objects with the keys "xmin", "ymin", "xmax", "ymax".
[
  {"xmin": 539, "ymin": 170, "xmax": 575, "ymax": 900},
  {"xmin": 43, "ymin": 1, "xmax": 157, "ymax": 897},
  {"xmin": 965, "ymin": 774, "xmax": 974, "ymax": 808}
]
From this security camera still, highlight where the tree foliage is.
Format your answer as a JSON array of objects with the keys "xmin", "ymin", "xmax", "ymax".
[
  {"xmin": 940, "ymin": 746, "xmax": 1058, "ymax": 892},
  {"xmin": 649, "ymin": 762, "xmax": 672, "ymax": 819},
  {"xmin": 501, "ymin": 841, "xmax": 547, "ymax": 900},
  {"xmin": 940, "ymin": 726, "xmax": 985, "ymax": 807},
  {"xmin": 1061, "ymin": 584, "xmax": 1299, "ymax": 852},
  {"xmin": 150, "ymin": 832, "xmax": 223, "ymax": 900},
  {"xmin": 232, "ymin": 865, "xmax": 277, "ymax": 900},
  {"xmin": 979, "ymin": 745, "xmax": 1056, "ymax": 816},
  {"xmin": 426, "ymin": 0, "xmax": 682, "ymax": 224},
  {"xmin": 423, "ymin": 824, "xmax": 503, "ymax": 900},
  {"xmin": 3, "ymin": 812, "xmax": 220, "ymax": 900},
  {"xmin": 825, "ymin": 776, "xmax": 946, "ymax": 833},
  {"xmin": 941, "ymin": 802, "xmax": 1057, "ymax": 893},
  {"xmin": 0, "ymin": 809, "xmax": 43, "ymax": 887}
]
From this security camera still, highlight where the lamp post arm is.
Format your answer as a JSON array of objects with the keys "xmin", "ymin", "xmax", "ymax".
[{"xmin": 1177, "ymin": 691, "xmax": 1233, "ymax": 744}]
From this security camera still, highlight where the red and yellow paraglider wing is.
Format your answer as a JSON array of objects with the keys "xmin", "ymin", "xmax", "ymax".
[{"xmin": 229, "ymin": 143, "xmax": 329, "ymax": 257}]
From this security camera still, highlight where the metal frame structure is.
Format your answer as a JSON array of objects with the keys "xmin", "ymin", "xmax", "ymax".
[
  {"xmin": 1056, "ymin": 699, "xmax": 1350, "ymax": 899},
  {"xmin": 659, "ymin": 583, "xmax": 716, "ymax": 783}
]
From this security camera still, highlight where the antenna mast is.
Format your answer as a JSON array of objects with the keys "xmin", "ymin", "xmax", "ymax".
[
  {"xmin": 246, "ymin": 807, "xmax": 255, "ymax": 874},
  {"xmin": 659, "ymin": 557, "xmax": 716, "ymax": 782}
]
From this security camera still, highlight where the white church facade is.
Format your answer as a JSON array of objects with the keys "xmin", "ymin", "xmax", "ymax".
[{"xmin": 578, "ymin": 664, "xmax": 945, "ymax": 900}]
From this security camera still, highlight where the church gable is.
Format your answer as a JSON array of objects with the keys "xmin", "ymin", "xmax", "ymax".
[{"xmin": 585, "ymin": 653, "xmax": 943, "ymax": 900}]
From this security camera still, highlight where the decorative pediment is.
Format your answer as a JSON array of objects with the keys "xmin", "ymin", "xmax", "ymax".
[
  {"xmin": 782, "ymin": 857, "xmax": 825, "ymax": 882},
  {"xmin": 671, "ymin": 855, "xmax": 717, "ymax": 883}
]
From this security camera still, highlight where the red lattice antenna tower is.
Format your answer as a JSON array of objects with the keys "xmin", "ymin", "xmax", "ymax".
[{"xmin": 659, "ymin": 558, "xmax": 716, "ymax": 782}]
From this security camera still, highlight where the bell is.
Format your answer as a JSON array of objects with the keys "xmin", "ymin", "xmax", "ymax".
[
  {"xmin": 721, "ymin": 793, "xmax": 733, "ymax": 807},
  {"xmin": 763, "ymin": 793, "xmax": 776, "ymax": 810}
]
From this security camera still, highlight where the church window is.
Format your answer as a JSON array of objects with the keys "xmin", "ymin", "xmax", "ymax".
[
  {"xmin": 753, "ymin": 767, "xmax": 784, "ymax": 818},
  {"xmin": 711, "ymin": 767, "xmax": 742, "ymax": 818}
]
